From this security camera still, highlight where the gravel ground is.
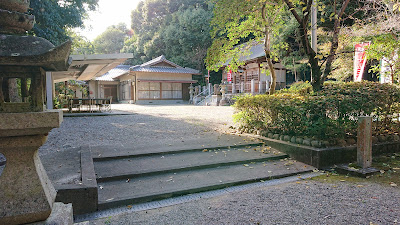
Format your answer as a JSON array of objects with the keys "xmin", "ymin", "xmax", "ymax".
[
  {"xmin": 39, "ymin": 104, "xmax": 236, "ymax": 156},
  {"xmin": 88, "ymin": 179, "xmax": 400, "ymax": 225}
]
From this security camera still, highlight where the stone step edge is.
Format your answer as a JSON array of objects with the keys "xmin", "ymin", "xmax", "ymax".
[
  {"xmin": 97, "ymin": 169, "xmax": 312, "ymax": 210},
  {"xmin": 91, "ymin": 143, "xmax": 265, "ymax": 162},
  {"xmin": 96, "ymin": 153, "xmax": 288, "ymax": 182}
]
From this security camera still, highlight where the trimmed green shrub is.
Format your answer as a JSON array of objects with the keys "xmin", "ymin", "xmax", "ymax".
[
  {"xmin": 277, "ymin": 81, "xmax": 313, "ymax": 96},
  {"xmin": 234, "ymin": 81, "xmax": 400, "ymax": 140}
]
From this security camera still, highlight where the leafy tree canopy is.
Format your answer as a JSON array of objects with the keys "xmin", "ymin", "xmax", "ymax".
[
  {"xmin": 207, "ymin": 0, "xmax": 288, "ymax": 94},
  {"xmin": 93, "ymin": 23, "xmax": 129, "ymax": 54},
  {"xmin": 124, "ymin": 0, "xmax": 213, "ymax": 81},
  {"xmin": 29, "ymin": 0, "xmax": 99, "ymax": 45}
]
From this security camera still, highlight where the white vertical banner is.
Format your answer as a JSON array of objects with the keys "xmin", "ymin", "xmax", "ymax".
[{"xmin": 354, "ymin": 42, "xmax": 370, "ymax": 82}]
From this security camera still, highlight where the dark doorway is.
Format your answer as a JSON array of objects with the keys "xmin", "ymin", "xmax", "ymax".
[
  {"xmin": 104, "ymin": 85, "xmax": 118, "ymax": 103},
  {"xmin": 182, "ymin": 83, "xmax": 190, "ymax": 101}
]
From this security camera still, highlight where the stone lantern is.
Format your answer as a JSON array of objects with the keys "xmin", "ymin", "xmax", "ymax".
[
  {"xmin": 219, "ymin": 82, "xmax": 229, "ymax": 106},
  {"xmin": 0, "ymin": 1, "xmax": 72, "ymax": 224}
]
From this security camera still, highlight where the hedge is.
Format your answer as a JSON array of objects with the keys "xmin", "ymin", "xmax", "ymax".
[{"xmin": 233, "ymin": 81, "xmax": 400, "ymax": 140}]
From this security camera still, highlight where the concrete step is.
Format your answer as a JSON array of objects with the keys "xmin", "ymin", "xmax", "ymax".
[
  {"xmin": 90, "ymin": 135, "xmax": 263, "ymax": 160},
  {"xmin": 97, "ymin": 159, "xmax": 313, "ymax": 210},
  {"xmin": 94, "ymin": 146, "xmax": 287, "ymax": 182}
]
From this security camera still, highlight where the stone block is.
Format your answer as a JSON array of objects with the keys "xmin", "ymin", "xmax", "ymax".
[
  {"xmin": 256, "ymin": 134, "xmax": 400, "ymax": 169},
  {"xmin": 0, "ymin": 110, "xmax": 62, "ymax": 137},
  {"xmin": 337, "ymin": 139, "xmax": 347, "ymax": 147},
  {"xmin": 283, "ymin": 135, "xmax": 291, "ymax": 142},
  {"xmin": 378, "ymin": 135, "xmax": 386, "ymax": 142},
  {"xmin": 346, "ymin": 138, "xmax": 356, "ymax": 145},
  {"xmin": 279, "ymin": 135, "xmax": 285, "ymax": 141},
  {"xmin": 54, "ymin": 149, "xmax": 98, "ymax": 215},
  {"xmin": 372, "ymin": 136, "xmax": 379, "ymax": 144},
  {"xmin": 393, "ymin": 134, "xmax": 400, "ymax": 142},
  {"xmin": 321, "ymin": 141, "xmax": 329, "ymax": 148},
  {"xmin": 302, "ymin": 139, "xmax": 311, "ymax": 146},
  {"xmin": 30, "ymin": 203, "xmax": 73, "ymax": 225},
  {"xmin": 290, "ymin": 136, "xmax": 297, "ymax": 143},
  {"xmin": 273, "ymin": 134, "xmax": 280, "ymax": 139},
  {"xmin": 0, "ymin": 111, "xmax": 62, "ymax": 225},
  {"xmin": 296, "ymin": 138, "xmax": 303, "ymax": 144},
  {"xmin": 268, "ymin": 133, "xmax": 274, "ymax": 138},
  {"xmin": 311, "ymin": 140, "xmax": 322, "ymax": 148},
  {"xmin": 0, "ymin": 135, "xmax": 54, "ymax": 225},
  {"xmin": 386, "ymin": 135, "xmax": 394, "ymax": 142}
]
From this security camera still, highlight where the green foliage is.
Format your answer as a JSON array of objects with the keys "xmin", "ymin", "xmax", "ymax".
[
  {"xmin": 277, "ymin": 81, "xmax": 312, "ymax": 95},
  {"xmin": 367, "ymin": 34, "xmax": 400, "ymax": 84},
  {"xmin": 29, "ymin": 0, "xmax": 98, "ymax": 45},
  {"xmin": 205, "ymin": 0, "xmax": 285, "ymax": 70},
  {"xmin": 66, "ymin": 29, "xmax": 94, "ymax": 54},
  {"xmin": 54, "ymin": 81, "xmax": 87, "ymax": 109},
  {"xmin": 234, "ymin": 81, "xmax": 400, "ymax": 140},
  {"xmin": 93, "ymin": 23, "xmax": 128, "ymax": 54},
  {"xmin": 125, "ymin": 0, "xmax": 212, "ymax": 76}
]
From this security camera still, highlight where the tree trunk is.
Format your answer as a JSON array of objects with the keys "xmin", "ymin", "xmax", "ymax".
[
  {"xmin": 266, "ymin": 56, "xmax": 277, "ymax": 94},
  {"xmin": 310, "ymin": 55, "xmax": 322, "ymax": 91},
  {"xmin": 264, "ymin": 30, "xmax": 276, "ymax": 95},
  {"xmin": 322, "ymin": 0, "xmax": 350, "ymax": 82},
  {"xmin": 298, "ymin": 24, "xmax": 322, "ymax": 91}
]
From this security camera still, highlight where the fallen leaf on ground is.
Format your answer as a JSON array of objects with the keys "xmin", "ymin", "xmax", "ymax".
[
  {"xmin": 390, "ymin": 182, "xmax": 397, "ymax": 187},
  {"xmin": 243, "ymin": 164, "xmax": 249, "ymax": 167}
]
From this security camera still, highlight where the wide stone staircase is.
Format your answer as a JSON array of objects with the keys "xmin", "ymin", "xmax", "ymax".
[{"xmin": 90, "ymin": 141, "xmax": 314, "ymax": 210}]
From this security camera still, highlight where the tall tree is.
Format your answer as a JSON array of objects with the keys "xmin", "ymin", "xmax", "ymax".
[
  {"xmin": 125, "ymin": 0, "xmax": 213, "ymax": 72},
  {"xmin": 283, "ymin": 0, "xmax": 353, "ymax": 91},
  {"xmin": 206, "ymin": 0, "xmax": 286, "ymax": 94},
  {"xmin": 29, "ymin": 0, "xmax": 98, "ymax": 45},
  {"xmin": 162, "ymin": 7, "xmax": 212, "ymax": 73},
  {"xmin": 66, "ymin": 30, "xmax": 95, "ymax": 55},
  {"xmin": 93, "ymin": 23, "xmax": 128, "ymax": 54}
]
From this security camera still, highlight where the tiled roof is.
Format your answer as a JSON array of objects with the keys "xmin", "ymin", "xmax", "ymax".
[
  {"xmin": 130, "ymin": 65, "xmax": 199, "ymax": 74},
  {"xmin": 95, "ymin": 65, "xmax": 130, "ymax": 81},
  {"xmin": 140, "ymin": 55, "xmax": 182, "ymax": 68},
  {"xmin": 240, "ymin": 43, "xmax": 265, "ymax": 61},
  {"xmin": 224, "ymin": 42, "xmax": 265, "ymax": 66},
  {"xmin": 130, "ymin": 55, "xmax": 200, "ymax": 74}
]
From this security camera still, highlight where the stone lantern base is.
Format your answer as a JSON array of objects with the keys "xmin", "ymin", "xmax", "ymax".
[{"xmin": 0, "ymin": 110, "xmax": 73, "ymax": 225}]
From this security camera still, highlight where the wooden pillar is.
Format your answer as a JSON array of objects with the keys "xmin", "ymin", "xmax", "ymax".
[{"xmin": 357, "ymin": 116, "xmax": 372, "ymax": 168}]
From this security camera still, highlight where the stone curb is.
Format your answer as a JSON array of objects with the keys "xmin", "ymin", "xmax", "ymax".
[
  {"xmin": 237, "ymin": 133, "xmax": 400, "ymax": 169},
  {"xmin": 54, "ymin": 147, "xmax": 98, "ymax": 215}
]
